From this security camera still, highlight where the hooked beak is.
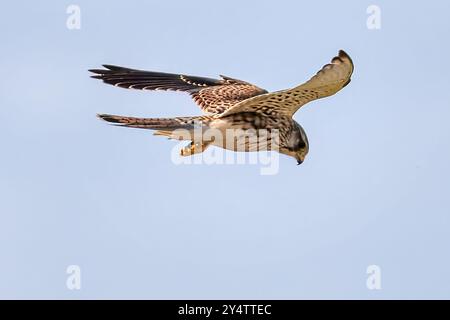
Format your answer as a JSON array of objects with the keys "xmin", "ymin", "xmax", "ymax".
[{"xmin": 297, "ymin": 159, "xmax": 303, "ymax": 165}]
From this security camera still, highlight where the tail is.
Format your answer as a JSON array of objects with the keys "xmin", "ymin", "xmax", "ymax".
[{"xmin": 97, "ymin": 113, "xmax": 213, "ymax": 133}]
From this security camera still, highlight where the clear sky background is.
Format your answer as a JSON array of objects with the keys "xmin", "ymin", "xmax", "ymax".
[{"xmin": 1, "ymin": 1, "xmax": 449, "ymax": 299}]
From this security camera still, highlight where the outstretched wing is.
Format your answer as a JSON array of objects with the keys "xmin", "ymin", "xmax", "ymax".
[
  {"xmin": 89, "ymin": 65, "xmax": 267, "ymax": 115},
  {"xmin": 220, "ymin": 50, "xmax": 354, "ymax": 118}
]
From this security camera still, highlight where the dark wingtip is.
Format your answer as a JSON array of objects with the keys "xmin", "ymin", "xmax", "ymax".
[
  {"xmin": 338, "ymin": 50, "xmax": 349, "ymax": 58},
  {"xmin": 88, "ymin": 68, "xmax": 106, "ymax": 75},
  {"xmin": 89, "ymin": 65, "xmax": 126, "ymax": 76},
  {"xmin": 338, "ymin": 49, "xmax": 353, "ymax": 66},
  {"xmin": 102, "ymin": 64, "xmax": 126, "ymax": 71}
]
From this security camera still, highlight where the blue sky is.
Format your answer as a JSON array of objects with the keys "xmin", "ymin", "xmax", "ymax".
[{"xmin": 1, "ymin": 1, "xmax": 450, "ymax": 299}]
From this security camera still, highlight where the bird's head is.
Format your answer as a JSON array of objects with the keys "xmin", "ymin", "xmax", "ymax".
[{"xmin": 280, "ymin": 122, "xmax": 309, "ymax": 165}]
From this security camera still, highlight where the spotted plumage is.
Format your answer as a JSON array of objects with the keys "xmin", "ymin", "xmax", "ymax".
[
  {"xmin": 89, "ymin": 66, "xmax": 267, "ymax": 115},
  {"xmin": 91, "ymin": 50, "xmax": 354, "ymax": 164}
]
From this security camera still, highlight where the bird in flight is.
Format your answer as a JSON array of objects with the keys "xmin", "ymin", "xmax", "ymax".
[{"xmin": 90, "ymin": 50, "xmax": 353, "ymax": 164}]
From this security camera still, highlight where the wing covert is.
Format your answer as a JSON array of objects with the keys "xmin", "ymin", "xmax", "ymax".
[{"xmin": 220, "ymin": 50, "xmax": 354, "ymax": 118}]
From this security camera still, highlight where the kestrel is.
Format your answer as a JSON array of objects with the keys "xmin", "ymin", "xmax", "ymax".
[{"xmin": 90, "ymin": 50, "xmax": 353, "ymax": 164}]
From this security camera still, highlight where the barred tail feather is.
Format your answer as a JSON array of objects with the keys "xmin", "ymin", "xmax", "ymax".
[{"xmin": 97, "ymin": 114, "xmax": 211, "ymax": 131}]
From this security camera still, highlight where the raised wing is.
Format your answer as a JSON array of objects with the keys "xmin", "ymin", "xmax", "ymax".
[
  {"xmin": 220, "ymin": 50, "xmax": 353, "ymax": 118},
  {"xmin": 89, "ymin": 65, "xmax": 267, "ymax": 115}
]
